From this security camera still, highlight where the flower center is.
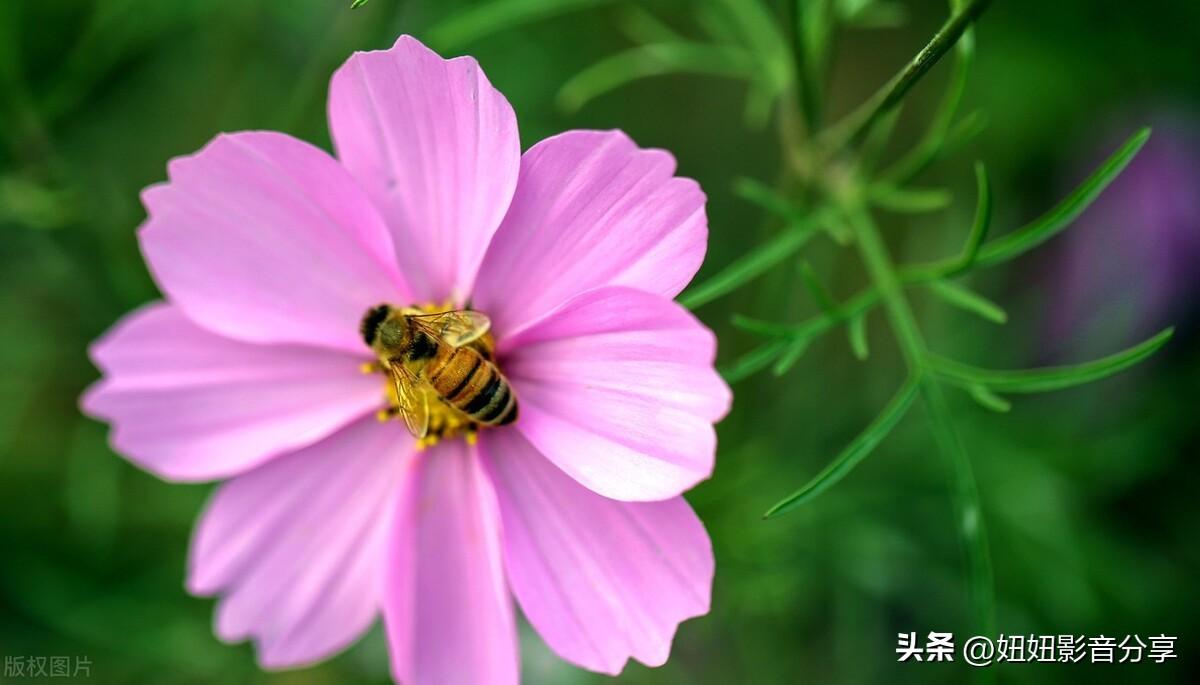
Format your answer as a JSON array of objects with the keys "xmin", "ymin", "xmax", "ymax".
[{"xmin": 361, "ymin": 301, "xmax": 502, "ymax": 450}]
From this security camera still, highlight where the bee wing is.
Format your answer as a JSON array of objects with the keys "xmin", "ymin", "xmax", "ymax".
[
  {"xmin": 387, "ymin": 363, "xmax": 430, "ymax": 439},
  {"xmin": 409, "ymin": 310, "xmax": 492, "ymax": 347}
]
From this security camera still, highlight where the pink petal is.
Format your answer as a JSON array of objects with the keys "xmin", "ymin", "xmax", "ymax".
[
  {"xmin": 189, "ymin": 417, "xmax": 409, "ymax": 669},
  {"xmin": 139, "ymin": 130, "xmax": 408, "ymax": 354},
  {"xmin": 473, "ymin": 130, "xmax": 707, "ymax": 336},
  {"xmin": 482, "ymin": 429, "xmax": 713, "ymax": 675},
  {"xmin": 328, "ymin": 35, "xmax": 520, "ymax": 303},
  {"xmin": 501, "ymin": 287, "xmax": 730, "ymax": 501},
  {"xmin": 82, "ymin": 303, "xmax": 383, "ymax": 481},
  {"xmin": 383, "ymin": 441, "xmax": 518, "ymax": 685}
]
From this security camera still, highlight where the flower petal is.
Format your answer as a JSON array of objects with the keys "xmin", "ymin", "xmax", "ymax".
[
  {"xmin": 383, "ymin": 441, "xmax": 518, "ymax": 685},
  {"xmin": 328, "ymin": 35, "xmax": 520, "ymax": 303},
  {"xmin": 482, "ymin": 429, "xmax": 713, "ymax": 675},
  {"xmin": 139, "ymin": 130, "xmax": 408, "ymax": 353},
  {"xmin": 501, "ymin": 287, "xmax": 730, "ymax": 501},
  {"xmin": 188, "ymin": 417, "xmax": 408, "ymax": 669},
  {"xmin": 82, "ymin": 303, "xmax": 383, "ymax": 482},
  {"xmin": 473, "ymin": 130, "xmax": 707, "ymax": 336}
]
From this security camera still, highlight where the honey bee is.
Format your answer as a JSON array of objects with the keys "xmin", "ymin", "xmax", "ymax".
[{"xmin": 360, "ymin": 304, "xmax": 518, "ymax": 440}]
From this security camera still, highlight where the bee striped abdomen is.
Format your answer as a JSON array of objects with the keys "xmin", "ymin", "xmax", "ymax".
[{"xmin": 426, "ymin": 346, "xmax": 518, "ymax": 426}]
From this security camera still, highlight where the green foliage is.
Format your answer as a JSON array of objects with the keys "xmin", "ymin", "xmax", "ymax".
[
  {"xmin": 926, "ymin": 281, "xmax": 1006, "ymax": 324},
  {"xmin": 719, "ymin": 337, "xmax": 789, "ymax": 382},
  {"xmin": 867, "ymin": 184, "xmax": 953, "ymax": 213},
  {"xmin": 763, "ymin": 377, "xmax": 920, "ymax": 518},
  {"xmin": 798, "ymin": 261, "xmax": 835, "ymax": 313},
  {"xmin": 966, "ymin": 383, "xmax": 1010, "ymax": 412},
  {"xmin": 678, "ymin": 189, "xmax": 831, "ymax": 310},
  {"xmin": 879, "ymin": 0, "xmax": 977, "ymax": 184},
  {"xmin": 557, "ymin": 42, "xmax": 757, "ymax": 113},
  {"xmin": 846, "ymin": 313, "xmax": 869, "ymax": 360},
  {"xmin": 649, "ymin": 0, "xmax": 1168, "ymax": 649},
  {"xmin": 928, "ymin": 328, "xmax": 1175, "ymax": 394},
  {"xmin": 949, "ymin": 161, "xmax": 993, "ymax": 274},
  {"xmin": 428, "ymin": 0, "xmax": 618, "ymax": 49},
  {"xmin": 771, "ymin": 335, "xmax": 812, "ymax": 376},
  {"xmin": 972, "ymin": 127, "xmax": 1151, "ymax": 267}
]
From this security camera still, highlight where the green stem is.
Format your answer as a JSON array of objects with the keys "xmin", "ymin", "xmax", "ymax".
[
  {"xmin": 845, "ymin": 202, "xmax": 996, "ymax": 640},
  {"xmin": 920, "ymin": 381, "xmax": 996, "ymax": 640},
  {"xmin": 789, "ymin": 0, "xmax": 827, "ymax": 135},
  {"xmin": 822, "ymin": 0, "xmax": 993, "ymax": 151},
  {"xmin": 844, "ymin": 204, "xmax": 924, "ymax": 364}
]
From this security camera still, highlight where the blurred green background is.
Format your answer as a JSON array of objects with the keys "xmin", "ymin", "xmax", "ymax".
[{"xmin": 1, "ymin": 1, "xmax": 1197, "ymax": 683}]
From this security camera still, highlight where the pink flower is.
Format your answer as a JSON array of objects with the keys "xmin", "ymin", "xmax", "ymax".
[{"xmin": 81, "ymin": 35, "xmax": 730, "ymax": 684}]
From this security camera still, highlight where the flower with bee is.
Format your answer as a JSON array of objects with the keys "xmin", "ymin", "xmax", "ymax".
[{"xmin": 82, "ymin": 35, "xmax": 730, "ymax": 684}]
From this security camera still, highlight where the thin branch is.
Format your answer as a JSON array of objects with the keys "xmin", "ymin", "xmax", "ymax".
[
  {"xmin": 844, "ymin": 204, "xmax": 995, "ymax": 639},
  {"xmin": 821, "ymin": 0, "xmax": 993, "ymax": 151}
]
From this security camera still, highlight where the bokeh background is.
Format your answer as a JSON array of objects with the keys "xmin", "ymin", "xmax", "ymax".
[{"xmin": 1, "ymin": 1, "xmax": 1197, "ymax": 683}]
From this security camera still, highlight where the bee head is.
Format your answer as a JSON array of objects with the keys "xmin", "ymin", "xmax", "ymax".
[{"xmin": 360, "ymin": 304, "xmax": 391, "ymax": 346}]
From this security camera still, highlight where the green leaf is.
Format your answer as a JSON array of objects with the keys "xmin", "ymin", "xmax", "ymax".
[
  {"xmin": 733, "ymin": 177, "xmax": 804, "ymax": 221},
  {"xmin": 709, "ymin": 0, "xmax": 790, "ymax": 90},
  {"xmin": 927, "ymin": 328, "xmax": 1173, "ymax": 393},
  {"xmin": 901, "ymin": 130, "xmax": 1147, "ymax": 285},
  {"xmin": 734, "ymin": 287, "xmax": 882, "ymax": 341},
  {"xmin": 823, "ymin": 215, "xmax": 855, "ymax": 245},
  {"xmin": 731, "ymin": 314, "xmax": 798, "ymax": 338},
  {"xmin": 428, "ymin": 0, "xmax": 616, "ymax": 50},
  {"xmin": 967, "ymin": 383, "xmax": 1010, "ymax": 412},
  {"xmin": 869, "ymin": 184, "xmax": 953, "ymax": 213},
  {"xmin": 790, "ymin": 0, "xmax": 827, "ymax": 132},
  {"xmin": 772, "ymin": 336, "xmax": 811, "ymax": 376},
  {"xmin": 695, "ymin": 2, "xmax": 743, "ymax": 47},
  {"xmin": 742, "ymin": 78, "xmax": 777, "ymax": 129},
  {"xmin": 887, "ymin": 110, "xmax": 989, "ymax": 185},
  {"xmin": 0, "ymin": 175, "xmax": 77, "ymax": 230},
  {"xmin": 927, "ymin": 280, "xmax": 1006, "ymax": 324},
  {"xmin": 616, "ymin": 6, "xmax": 684, "ymax": 45},
  {"xmin": 732, "ymin": 312, "xmax": 839, "ymax": 341},
  {"xmin": 859, "ymin": 105, "xmax": 902, "ymax": 174},
  {"xmin": 973, "ymin": 127, "xmax": 1151, "ymax": 268},
  {"xmin": 941, "ymin": 109, "xmax": 988, "ymax": 153},
  {"xmin": 680, "ymin": 210, "xmax": 823, "ymax": 310},
  {"xmin": 720, "ymin": 340, "xmax": 788, "ymax": 383},
  {"xmin": 557, "ymin": 42, "xmax": 757, "ymax": 113},
  {"xmin": 847, "ymin": 313, "xmax": 869, "ymax": 360},
  {"xmin": 842, "ymin": 0, "xmax": 907, "ymax": 28},
  {"xmin": 949, "ymin": 161, "xmax": 993, "ymax": 274},
  {"xmin": 764, "ymin": 377, "xmax": 920, "ymax": 518},
  {"xmin": 799, "ymin": 262, "xmax": 835, "ymax": 314}
]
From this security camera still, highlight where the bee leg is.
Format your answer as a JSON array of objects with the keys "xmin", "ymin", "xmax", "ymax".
[
  {"xmin": 465, "ymin": 427, "xmax": 479, "ymax": 446},
  {"xmin": 361, "ymin": 361, "xmax": 383, "ymax": 374},
  {"xmin": 376, "ymin": 406, "xmax": 399, "ymax": 422},
  {"xmin": 417, "ymin": 434, "xmax": 441, "ymax": 450}
]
